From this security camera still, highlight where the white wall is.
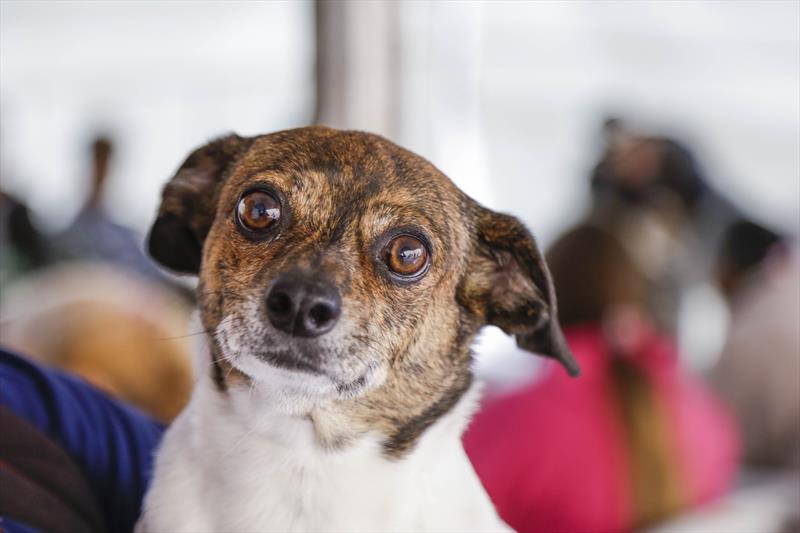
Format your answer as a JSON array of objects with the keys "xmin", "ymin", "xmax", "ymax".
[
  {"xmin": 0, "ymin": 1, "xmax": 315, "ymax": 233},
  {"xmin": 399, "ymin": 1, "xmax": 800, "ymax": 245}
]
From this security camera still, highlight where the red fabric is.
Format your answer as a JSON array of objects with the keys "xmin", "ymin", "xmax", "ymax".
[{"xmin": 463, "ymin": 325, "xmax": 739, "ymax": 533}]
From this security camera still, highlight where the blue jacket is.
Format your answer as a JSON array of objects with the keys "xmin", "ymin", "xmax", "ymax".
[{"xmin": 0, "ymin": 349, "xmax": 165, "ymax": 533}]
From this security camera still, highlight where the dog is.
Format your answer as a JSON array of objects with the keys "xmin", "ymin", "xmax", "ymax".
[{"xmin": 136, "ymin": 126, "xmax": 579, "ymax": 532}]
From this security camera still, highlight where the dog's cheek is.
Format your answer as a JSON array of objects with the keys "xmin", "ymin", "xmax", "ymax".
[{"xmin": 198, "ymin": 231, "xmax": 236, "ymax": 328}]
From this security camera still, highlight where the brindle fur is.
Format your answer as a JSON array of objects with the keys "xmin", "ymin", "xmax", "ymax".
[{"xmin": 149, "ymin": 126, "xmax": 577, "ymax": 457}]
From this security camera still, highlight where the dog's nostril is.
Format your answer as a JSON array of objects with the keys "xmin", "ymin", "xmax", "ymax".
[
  {"xmin": 308, "ymin": 303, "xmax": 333, "ymax": 327},
  {"xmin": 267, "ymin": 291, "xmax": 292, "ymax": 316}
]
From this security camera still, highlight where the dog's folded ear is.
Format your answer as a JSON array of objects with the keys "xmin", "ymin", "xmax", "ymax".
[
  {"xmin": 461, "ymin": 208, "xmax": 580, "ymax": 377},
  {"xmin": 148, "ymin": 134, "xmax": 252, "ymax": 274}
]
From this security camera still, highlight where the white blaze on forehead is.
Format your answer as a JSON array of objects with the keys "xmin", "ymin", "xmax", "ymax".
[{"xmin": 363, "ymin": 212, "xmax": 395, "ymax": 234}]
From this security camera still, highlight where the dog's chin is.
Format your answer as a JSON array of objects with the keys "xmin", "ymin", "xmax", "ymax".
[{"xmin": 228, "ymin": 350, "xmax": 386, "ymax": 403}]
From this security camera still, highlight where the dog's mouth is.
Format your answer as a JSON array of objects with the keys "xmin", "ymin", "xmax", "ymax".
[
  {"xmin": 227, "ymin": 344, "xmax": 383, "ymax": 399},
  {"xmin": 254, "ymin": 348, "xmax": 380, "ymax": 391},
  {"xmin": 254, "ymin": 348, "xmax": 323, "ymax": 375}
]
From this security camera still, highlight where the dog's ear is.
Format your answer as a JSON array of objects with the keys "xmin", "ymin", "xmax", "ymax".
[
  {"xmin": 461, "ymin": 208, "xmax": 580, "ymax": 376},
  {"xmin": 148, "ymin": 134, "xmax": 252, "ymax": 274}
]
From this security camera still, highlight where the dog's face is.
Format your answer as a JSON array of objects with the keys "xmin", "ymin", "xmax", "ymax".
[{"xmin": 149, "ymin": 127, "xmax": 577, "ymax": 454}]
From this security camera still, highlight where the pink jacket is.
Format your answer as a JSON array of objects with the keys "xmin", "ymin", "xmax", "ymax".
[{"xmin": 464, "ymin": 326, "xmax": 739, "ymax": 533}]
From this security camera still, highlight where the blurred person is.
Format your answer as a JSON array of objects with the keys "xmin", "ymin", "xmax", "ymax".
[
  {"xmin": 0, "ymin": 134, "xmax": 198, "ymax": 422},
  {"xmin": 55, "ymin": 134, "xmax": 166, "ymax": 283},
  {"xmin": 464, "ymin": 224, "xmax": 739, "ymax": 532},
  {"xmin": 715, "ymin": 219, "xmax": 786, "ymax": 301},
  {"xmin": 0, "ymin": 190, "xmax": 50, "ymax": 294},
  {"xmin": 592, "ymin": 118, "xmax": 711, "ymax": 217},
  {"xmin": 0, "ymin": 263, "xmax": 194, "ymax": 422},
  {"xmin": 588, "ymin": 119, "xmax": 746, "ymax": 334},
  {"xmin": 712, "ymin": 220, "xmax": 799, "ymax": 469}
]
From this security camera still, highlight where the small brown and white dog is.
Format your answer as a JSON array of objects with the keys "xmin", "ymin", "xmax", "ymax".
[{"xmin": 136, "ymin": 127, "xmax": 578, "ymax": 532}]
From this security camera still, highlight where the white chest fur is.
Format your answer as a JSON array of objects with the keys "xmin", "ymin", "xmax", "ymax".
[{"xmin": 136, "ymin": 376, "xmax": 509, "ymax": 532}]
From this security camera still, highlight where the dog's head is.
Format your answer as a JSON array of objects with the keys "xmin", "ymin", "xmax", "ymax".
[{"xmin": 149, "ymin": 127, "xmax": 577, "ymax": 454}]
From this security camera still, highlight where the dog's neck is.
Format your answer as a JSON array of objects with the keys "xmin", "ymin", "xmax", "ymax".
[
  {"xmin": 165, "ymin": 347, "xmax": 499, "ymax": 531},
  {"xmin": 201, "ymin": 306, "xmax": 480, "ymax": 457},
  {"xmin": 195, "ymin": 364, "xmax": 480, "ymax": 452}
]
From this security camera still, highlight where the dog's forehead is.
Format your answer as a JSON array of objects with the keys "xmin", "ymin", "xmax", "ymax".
[
  {"xmin": 219, "ymin": 128, "xmax": 469, "ymax": 248},
  {"xmin": 230, "ymin": 128, "xmax": 456, "ymax": 200}
]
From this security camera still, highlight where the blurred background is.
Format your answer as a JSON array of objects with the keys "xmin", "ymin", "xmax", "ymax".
[{"xmin": 1, "ymin": 1, "xmax": 798, "ymax": 532}]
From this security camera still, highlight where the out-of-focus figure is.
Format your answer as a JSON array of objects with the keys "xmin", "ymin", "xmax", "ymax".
[
  {"xmin": 588, "ymin": 119, "xmax": 744, "ymax": 334},
  {"xmin": 712, "ymin": 221, "xmax": 799, "ymax": 469},
  {"xmin": 55, "ymin": 135, "xmax": 165, "ymax": 282},
  {"xmin": 587, "ymin": 120, "xmax": 800, "ymax": 473},
  {"xmin": 0, "ymin": 190, "xmax": 50, "ymax": 294},
  {"xmin": 0, "ymin": 134, "xmax": 195, "ymax": 422},
  {"xmin": 464, "ymin": 224, "xmax": 739, "ymax": 533}
]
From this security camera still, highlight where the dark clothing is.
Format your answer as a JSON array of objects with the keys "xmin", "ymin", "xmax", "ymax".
[
  {"xmin": 0, "ymin": 407, "xmax": 104, "ymax": 533},
  {"xmin": 0, "ymin": 349, "xmax": 164, "ymax": 533}
]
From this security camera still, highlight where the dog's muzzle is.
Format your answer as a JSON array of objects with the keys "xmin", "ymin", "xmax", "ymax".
[{"xmin": 265, "ymin": 271, "xmax": 341, "ymax": 338}]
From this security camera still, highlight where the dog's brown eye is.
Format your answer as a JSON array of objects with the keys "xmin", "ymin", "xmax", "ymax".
[
  {"xmin": 237, "ymin": 191, "xmax": 280, "ymax": 233},
  {"xmin": 384, "ymin": 235, "xmax": 429, "ymax": 277}
]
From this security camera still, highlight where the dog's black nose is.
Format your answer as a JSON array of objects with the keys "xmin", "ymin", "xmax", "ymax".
[{"xmin": 265, "ymin": 272, "xmax": 341, "ymax": 338}]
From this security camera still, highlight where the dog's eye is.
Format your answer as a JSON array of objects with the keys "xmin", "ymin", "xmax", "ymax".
[
  {"xmin": 383, "ymin": 235, "xmax": 429, "ymax": 277},
  {"xmin": 237, "ymin": 191, "xmax": 280, "ymax": 233}
]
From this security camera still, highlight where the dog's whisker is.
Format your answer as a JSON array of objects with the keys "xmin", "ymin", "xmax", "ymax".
[
  {"xmin": 216, "ymin": 350, "xmax": 239, "ymax": 364},
  {"xmin": 151, "ymin": 330, "xmax": 214, "ymax": 341}
]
